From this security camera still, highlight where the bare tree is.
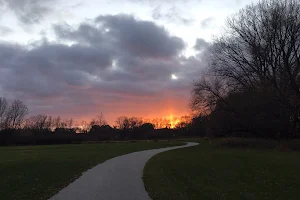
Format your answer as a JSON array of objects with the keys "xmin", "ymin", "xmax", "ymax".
[
  {"xmin": 36, "ymin": 115, "xmax": 48, "ymax": 130},
  {"xmin": 46, "ymin": 116, "xmax": 53, "ymax": 130},
  {"xmin": 24, "ymin": 115, "xmax": 52, "ymax": 130},
  {"xmin": 53, "ymin": 116, "xmax": 61, "ymax": 129},
  {"xmin": 90, "ymin": 113, "xmax": 107, "ymax": 127},
  {"xmin": 151, "ymin": 118, "xmax": 171, "ymax": 129},
  {"xmin": 151, "ymin": 118, "xmax": 165, "ymax": 129},
  {"xmin": 116, "ymin": 116, "xmax": 130, "ymax": 130},
  {"xmin": 191, "ymin": 76, "xmax": 230, "ymax": 114},
  {"xmin": 218, "ymin": 0, "xmax": 299, "ymax": 104},
  {"xmin": 180, "ymin": 116, "xmax": 192, "ymax": 125},
  {"xmin": 65, "ymin": 118, "xmax": 73, "ymax": 129},
  {"xmin": 192, "ymin": 0, "xmax": 300, "ymax": 135},
  {"xmin": 60, "ymin": 120, "xmax": 67, "ymax": 129},
  {"xmin": 175, "ymin": 116, "xmax": 192, "ymax": 129},
  {"xmin": 189, "ymin": 0, "xmax": 300, "ymax": 137},
  {"xmin": 0, "ymin": 97, "xmax": 8, "ymax": 129},
  {"xmin": 4, "ymin": 100, "xmax": 28, "ymax": 129},
  {"xmin": 80, "ymin": 120, "xmax": 90, "ymax": 133},
  {"xmin": 128, "ymin": 117, "xmax": 143, "ymax": 129}
]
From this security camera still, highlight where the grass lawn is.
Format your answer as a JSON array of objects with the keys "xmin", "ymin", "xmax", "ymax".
[
  {"xmin": 0, "ymin": 141, "xmax": 182, "ymax": 200},
  {"xmin": 144, "ymin": 140, "xmax": 300, "ymax": 200}
]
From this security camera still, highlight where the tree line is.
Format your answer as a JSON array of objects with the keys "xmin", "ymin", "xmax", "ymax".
[
  {"xmin": 0, "ymin": 97, "xmax": 201, "ymax": 146},
  {"xmin": 191, "ymin": 0, "xmax": 300, "ymax": 139},
  {"xmin": 3, "ymin": 0, "xmax": 293, "ymax": 143}
]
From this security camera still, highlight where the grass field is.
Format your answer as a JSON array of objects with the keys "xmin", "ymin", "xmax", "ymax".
[
  {"xmin": 144, "ymin": 140, "xmax": 300, "ymax": 200},
  {"xmin": 0, "ymin": 141, "xmax": 182, "ymax": 200}
]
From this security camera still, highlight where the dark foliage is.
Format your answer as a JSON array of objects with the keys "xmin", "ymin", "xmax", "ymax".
[
  {"xmin": 0, "ymin": 122, "xmax": 194, "ymax": 146},
  {"xmin": 191, "ymin": 0, "xmax": 300, "ymax": 139}
]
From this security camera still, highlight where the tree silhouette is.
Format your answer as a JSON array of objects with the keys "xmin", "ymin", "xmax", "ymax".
[
  {"xmin": 4, "ymin": 100, "xmax": 28, "ymax": 129},
  {"xmin": 192, "ymin": 0, "xmax": 300, "ymax": 137},
  {"xmin": 0, "ymin": 97, "xmax": 8, "ymax": 130},
  {"xmin": 90, "ymin": 113, "xmax": 107, "ymax": 127},
  {"xmin": 25, "ymin": 115, "xmax": 50, "ymax": 130}
]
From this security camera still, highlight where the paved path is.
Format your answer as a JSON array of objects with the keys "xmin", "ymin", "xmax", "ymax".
[{"xmin": 49, "ymin": 142, "xmax": 198, "ymax": 200}]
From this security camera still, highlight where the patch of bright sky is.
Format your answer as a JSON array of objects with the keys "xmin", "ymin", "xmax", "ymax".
[
  {"xmin": 171, "ymin": 74, "xmax": 178, "ymax": 80},
  {"xmin": 0, "ymin": 0, "xmax": 259, "ymax": 56}
]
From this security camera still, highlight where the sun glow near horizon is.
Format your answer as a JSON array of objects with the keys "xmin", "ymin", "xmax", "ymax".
[{"xmin": 166, "ymin": 114, "xmax": 182, "ymax": 129}]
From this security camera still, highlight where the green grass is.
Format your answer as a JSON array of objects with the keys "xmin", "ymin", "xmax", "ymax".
[
  {"xmin": 0, "ymin": 141, "xmax": 182, "ymax": 200},
  {"xmin": 144, "ymin": 140, "xmax": 300, "ymax": 200}
]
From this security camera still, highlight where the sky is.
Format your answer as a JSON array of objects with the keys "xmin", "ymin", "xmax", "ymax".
[{"xmin": 0, "ymin": 0, "xmax": 258, "ymax": 124}]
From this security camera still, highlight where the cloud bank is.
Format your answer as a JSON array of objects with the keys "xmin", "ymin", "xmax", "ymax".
[{"xmin": 0, "ymin": 14, "xmax": 207, "ymax": 122}]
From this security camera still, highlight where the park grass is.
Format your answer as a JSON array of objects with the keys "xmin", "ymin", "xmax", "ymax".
[
  {"xmin": 0, "ymin": 141, "xmax": 182, "ymax": 200},
  {"xmin": 144, "ymin": 140, "xmax": 300, "ymax": 200}
]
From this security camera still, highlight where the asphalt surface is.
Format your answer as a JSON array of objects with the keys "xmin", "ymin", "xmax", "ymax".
[{"xmin": 49, "ymin": 142, "xmax": 198, "ymax": 200}]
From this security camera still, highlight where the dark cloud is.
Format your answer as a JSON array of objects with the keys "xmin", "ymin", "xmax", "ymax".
[
  {"xmin": 194, "ymin": 38, "xmax": 210, "ymax": 51},
  {"xmin": 27, "ymin": 42, "xmax": 113, "ymax": 73},
  {"xmin": 53, "ymin": 23, "xmax": 105, "ymax": 46},
  {"xmin": 55, "ymin": 15, "xmax": 185, "ymax": 59},
  {"xmin": 0, "ymin": 14, "xmax": 204, "ymax": 121},
  {"xmin": 0, "ymin": 0, "xmax": 56, "ymax": 24},
  {"xmin": 95, "ymin": 15, "xmax": 185, "ymax": 58}
]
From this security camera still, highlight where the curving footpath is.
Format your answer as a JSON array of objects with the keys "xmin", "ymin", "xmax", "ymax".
[{"xmin": 49, "ymin": 142, "xmax": 198, "ymax": 200}]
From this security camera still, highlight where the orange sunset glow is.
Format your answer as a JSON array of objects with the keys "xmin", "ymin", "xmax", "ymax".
[
  {"xmin": 0, "ymin": 0, "xmax": 207, "ymax": 132},
  {"xmin": 2, "ymin": 0, "xmax": 299, "ymax": 199},
  {"xmin": 71, "ymin": 93, "xmax": 192, "ymax": 128}
]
